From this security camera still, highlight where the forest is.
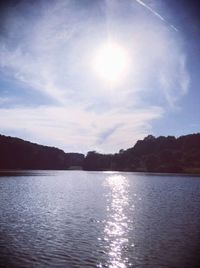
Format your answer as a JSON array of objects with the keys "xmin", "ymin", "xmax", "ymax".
[
  {"xmin": 83, "ymin": 134, "xmax": 200, "ymax": 173},
  {"xmin": 1, "ymin": 133, "xmax": 200, "ymax": 174}
]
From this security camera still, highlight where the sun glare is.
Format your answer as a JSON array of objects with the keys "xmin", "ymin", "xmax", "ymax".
[{"xmin": 92, "ymin": 42, "xmax": 129, "ymax": 85}]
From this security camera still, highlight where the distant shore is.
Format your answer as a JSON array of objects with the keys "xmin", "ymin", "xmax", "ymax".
[{"xmin": 1, "ymin": 133, "xmax": 200, "ymax": 174}]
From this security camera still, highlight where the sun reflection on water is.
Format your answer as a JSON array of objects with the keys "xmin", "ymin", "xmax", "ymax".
[{"xmin": 103, "ymin": 174, "xmax": 131, "ymax": 268}]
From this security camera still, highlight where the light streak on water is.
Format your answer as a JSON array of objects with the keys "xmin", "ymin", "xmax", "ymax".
[{"xmin": 102, "ymin": 175, "xmax": 132, "ymax": 268}]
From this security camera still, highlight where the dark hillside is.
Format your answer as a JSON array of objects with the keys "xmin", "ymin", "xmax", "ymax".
[
  {"xmin": 1, "ymin": 133, "xmax": 200, "ymax": 173},
  {"xmin": 83, "ymin": 134, "xmax": 200, "ymax": 173},
  {"xmin": 0, "ymin": 135, "xmax": 84, "ymax": 170}
]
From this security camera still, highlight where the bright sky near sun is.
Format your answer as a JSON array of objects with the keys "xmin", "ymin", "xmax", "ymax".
[
  {"xmin": 0, "ymin": 0, "xmax": 199, "ymax": 153},
  {"xmin": 92, "ymin": 41, "xmax": 130, "ymax": 85}
]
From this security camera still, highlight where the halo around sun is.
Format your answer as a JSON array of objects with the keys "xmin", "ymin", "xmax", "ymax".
[{"xmin": 92, "ymin": 41, "xmax": 130, "ymax": 85}]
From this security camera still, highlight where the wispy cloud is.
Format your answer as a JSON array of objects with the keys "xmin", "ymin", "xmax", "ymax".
[
  {"xmin": 0, "ymin": 0, "xmax": 190, "ymax": 153},
  {"xmin": 98, "ymin": 123, "xmax": 124, "ymax": 145},
  {"xmin": 135, "ymin": 0, "xmax": 178, "ymax": 32},
  {"xmin": 158, "ymin": 54, "xmax": 190, "ymax": 107},
  {"xmin": 0, "ymin": 105, "xmax": 163, "ymax": 153}
]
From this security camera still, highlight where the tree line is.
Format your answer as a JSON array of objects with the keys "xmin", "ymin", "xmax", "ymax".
[
  {"xmin": 83, "ymin": 134, "xmax": 200, "ymax": 173},
  {"xmin": 1, "ymin": 133, "xmax": 200, "ymax": 173}
]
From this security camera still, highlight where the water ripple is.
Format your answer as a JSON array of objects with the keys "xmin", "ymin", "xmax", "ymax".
[
  {"xmin": 99, "ymin": 174, "xmax": 132, "ymax": 268},
  {"xmin": 0, "ymin": 171, "xmax": 200, "ymax": 267}
]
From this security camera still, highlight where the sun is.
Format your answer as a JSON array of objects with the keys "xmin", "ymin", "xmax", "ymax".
[{"xmin": 92, "ymin": 41, "xmax": 129, "ymax": 85}]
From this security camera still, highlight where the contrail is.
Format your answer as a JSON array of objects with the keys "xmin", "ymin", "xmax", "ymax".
[{"xmin": 135, "ymin": 0, "xmax": 178, "ymax": 32}]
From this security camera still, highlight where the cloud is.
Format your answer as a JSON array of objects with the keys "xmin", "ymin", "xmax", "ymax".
[
  {"xmin": 0, "ymin": 105, "xmax": 163, "ymax": 153},
  {"xmin": 158, "ymin": 54, "xmax": 190, "ymax": 107},
  {"xmin": 0, "ymin": 96, "xmax": 12, "ymax": 105},
  {"xmin": 135, "ymin": 0, "xmax": 178, "ymax": 32},
  {"xmin": 0, "ymin": 0, "xmax": 190, "ymax": 153},
  {"xmin": 98, "ymin": 123, "xmax": 124, "ymax": 145}
]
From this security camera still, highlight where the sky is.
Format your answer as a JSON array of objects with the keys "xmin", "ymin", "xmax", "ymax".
[{"xmin": 0, "ymin": 0, "xmax": 200, "ymax": 154}]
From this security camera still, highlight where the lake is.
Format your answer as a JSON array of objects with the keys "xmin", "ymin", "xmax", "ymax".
[{"xmin": 0, "ymin": 171, "xmax": 200, "ymax": 267}]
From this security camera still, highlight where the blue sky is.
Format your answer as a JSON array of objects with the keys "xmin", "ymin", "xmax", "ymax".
[{"xmin": 0, "ymin": 0, "xmax": 199, "ymax": 153}]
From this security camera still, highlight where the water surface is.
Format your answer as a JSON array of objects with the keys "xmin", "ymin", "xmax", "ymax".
[{"xmin": 0, "ymin": 171, "xmax": 200, "ymax": 267}]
